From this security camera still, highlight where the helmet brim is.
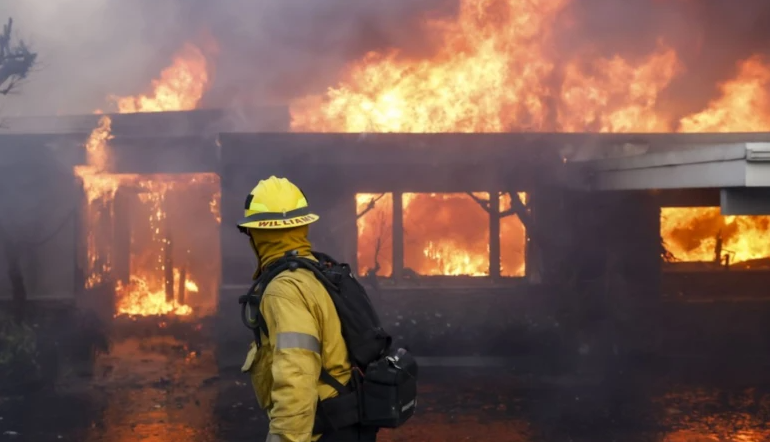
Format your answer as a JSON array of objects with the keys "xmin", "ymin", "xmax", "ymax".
[{"xmin": 237, "ymin": 213, "xmax": 320, "ymax": 230}]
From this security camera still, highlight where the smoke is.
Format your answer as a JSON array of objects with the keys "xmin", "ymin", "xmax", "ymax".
[
  {"xmin": 2, "ymin": 0, "xmax": 770, "ymax": 117},
  {"xmin": 0, "ymin": 0, "xmax": 454, "ymax": 117}
]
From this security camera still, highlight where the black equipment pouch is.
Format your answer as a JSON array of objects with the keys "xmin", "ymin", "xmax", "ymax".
[{"xmin": 360, "ymin": 347, "xmax": 418, "ymax": 428}]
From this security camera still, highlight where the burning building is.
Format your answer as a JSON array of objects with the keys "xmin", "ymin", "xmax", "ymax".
[
  {"xmin": 3, "ymin": 0, "xmax": 770, "ymax": 363},
  {"xmin": 0, "ymin": 41, "xmax": 286, "ymax": 323}
]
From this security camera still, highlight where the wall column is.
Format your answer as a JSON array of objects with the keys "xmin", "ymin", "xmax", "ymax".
[
  {"xmin": 348, "ymin": 192, "xmax": 358, "ymax": 276},
  {"xmin": 489, "ymin": 191, "xmax": 501, "ymax": 279},
  {"xmin": 113, "ymin": 188, "xmax": 131, "ymax": 287},
  {"xmin": 392, "ymin": 192, "xmax": 404, "ymax": 280}
]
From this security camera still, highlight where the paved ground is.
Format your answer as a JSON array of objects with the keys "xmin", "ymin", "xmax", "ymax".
[{"xmin": 2, "ymin": 333, "xmax": 770, "ymax": 442}]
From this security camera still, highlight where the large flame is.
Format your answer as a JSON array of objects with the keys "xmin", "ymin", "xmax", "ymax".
[
  {"xmin": 110, "ymin": 43, "xmax": 209, "ymax": 113},
  {"xmin": 292, "ymin": 0, "xmax": 568, "ymax": 132},
  {"xmin": 75, "ymin": 43, "xmax": 217, "ymax": 316},
  {"xmin": 290, "ymin": 0, "xmax": 684, "ymax": 133},
  {"xmin": 558, "ymin": 43, "xmax": 682, "ymax": 133},
  {"xmin": 294, "ymin": 0, "xmax": 770, "ymax": 274}
]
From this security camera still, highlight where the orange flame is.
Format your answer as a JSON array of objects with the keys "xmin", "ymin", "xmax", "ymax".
[
  {"xmin": 558, "ymin": 43, "xmax": 682, "ymax": 132},
  {"xmin": 356, "ymin": 192, "xmax": 527, "ymax": 277},
  {"xmin": 290, "ymin": 0, "xmax": 687, "ymax": 134},
  {"xmin": 662, "ymin": 208, "xmax": 770, "ymax": 266},
  {"xmin": 296, "ymin": 0, "xmax": 770, "ymax": 273},
  {"xmin": 291, "ymin": 0, "xmax": 570, "ymax": 132},
  {"xmin": 679, "ymin": 56, "xmax": 770, "ymax": 132},
  {"xmin": 110, "ymin": 43, "xmax": 209, "ymax": 113},
  {"xmin": 75, "ymin": 43, "xmax": 217, "ymax": 316},
  {"xmin": 74, "ymin": 116, "xmax": 118, "ymax": 289}
]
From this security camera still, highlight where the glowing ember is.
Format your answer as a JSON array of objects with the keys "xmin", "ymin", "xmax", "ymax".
[
  {"xmin": 185, "ymin": 280, "xmax": 200, "ymax": 293},
  {"xmin": 209, "ymin": 189, "xmax": 221, "ymax": 224},
  {"xmin": 110, "ymin": 43, "xmax": 209, "ymax": 113},
  {"xmin": 75, "ymin": 43, "xmax": 216, "ymax": 317},
  {"xmin": 661, "ymin": 208, "xmax": 770, "ymax": 265}
]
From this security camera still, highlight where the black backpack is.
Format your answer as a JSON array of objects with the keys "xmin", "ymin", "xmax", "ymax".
[{"xmin": 238, "ymin": 250, "xmax": 418, "ymax": 432}]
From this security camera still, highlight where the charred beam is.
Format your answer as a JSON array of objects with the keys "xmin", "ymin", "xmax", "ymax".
[
  {"xmin": 392, "ymin": 192, "xmax": 404, "ymax": 280},
  {"xmin": 113, "ymin": 189, "xmax": 131, "ymax": 286},
  {"xmin": 164, "ymin": 230, "xmax": 174, "ymax": 303},
  {"xmin": 346, "ymin": 192, "xmax": 358, "ymax": 274},
  {"xmin": 466, "ymin": 192, "xmax": 491, "ymax": 213},
  {"xmin": 178, "ymin": 266, "xmax": 187, "ymax": 305}
]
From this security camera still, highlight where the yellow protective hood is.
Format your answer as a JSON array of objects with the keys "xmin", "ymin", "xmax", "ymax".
[{"xmin": 248, "ymin": 225, "xmax": 313, "ymax": 278}]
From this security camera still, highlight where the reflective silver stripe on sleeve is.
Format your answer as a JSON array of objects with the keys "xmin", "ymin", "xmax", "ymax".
[
  {"xmin": 275, "ymin": 332, "xmax": 321, "ymax": 354},
  {"xmin": 265, "ymin": 434, "xmax": 282, "ymax": 442}
]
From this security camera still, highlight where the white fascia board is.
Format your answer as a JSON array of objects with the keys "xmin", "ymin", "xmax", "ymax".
[
  {"xmin": 590, "ymin": 160, "xmax": 747, "ymax": 190},
  {"xmin": 589, "ymin": 143, "xmax": 748, "ymax": 172}
]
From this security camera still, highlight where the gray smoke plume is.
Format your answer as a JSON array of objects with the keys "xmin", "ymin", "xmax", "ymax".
[
  {"xmin": 1, "ymin": 0, "xmax": 770, "ymax": 117},
  {"xmin": 0, "ymin": 0, "xmax": 454, "ymax": 117}
]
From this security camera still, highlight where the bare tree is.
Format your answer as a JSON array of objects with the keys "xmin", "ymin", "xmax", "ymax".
[
  {"xmin": 0, "ymin": 17, "xmax": 37, "ymax": 322},
  {"xmin": 0, "ymin": 18, "xmax": 36, "ymax": 96}
]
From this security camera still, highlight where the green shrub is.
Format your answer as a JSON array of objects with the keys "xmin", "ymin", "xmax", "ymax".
[{"xmin": 0, "ymin": 313, "xmax": 40, "ymax": 384}]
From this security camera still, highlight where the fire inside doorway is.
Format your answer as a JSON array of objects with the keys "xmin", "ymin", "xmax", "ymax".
[{"xmin": 75, "ymin": 117, "xmax": 221, "ymax": 318}]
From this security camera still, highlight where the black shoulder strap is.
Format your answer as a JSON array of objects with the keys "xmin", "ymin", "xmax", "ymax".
[
  {"xmin": 238, "ymin": 251, "xmax": 340, "ymax": 345},
  {"xmin": 238, "ymin": 259, "xmax": 294, "ymax": 345},
  {"xmin": 320, "ymin": 368, "xmax": 347, "ymax": 395}
]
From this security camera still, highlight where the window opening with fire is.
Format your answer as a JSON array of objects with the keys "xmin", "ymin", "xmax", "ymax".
[
  {"xmin": 661, "ymin": 207, "xmax": 770, "ymax": 270},
  {"xmin": 356, "ymin": 192, "xmax": 527, "ymax": 278}
]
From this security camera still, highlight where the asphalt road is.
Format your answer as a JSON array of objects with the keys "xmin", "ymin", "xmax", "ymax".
[{"xmin": 1, "ymin": 335, "xmax": 769, "ymax": 442}]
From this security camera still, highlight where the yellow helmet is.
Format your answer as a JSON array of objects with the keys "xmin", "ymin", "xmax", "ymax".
[{"xmin": 237, "ymin": 176, "xmax": 320, "ymax": 231}]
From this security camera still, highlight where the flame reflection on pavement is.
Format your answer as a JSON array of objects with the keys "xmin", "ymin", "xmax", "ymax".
[{"xmin": 85, "ymin": 334, "xmax": 218, "ymax": 442}]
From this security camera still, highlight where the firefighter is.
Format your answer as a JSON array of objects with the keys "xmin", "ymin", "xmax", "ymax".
[{"xmin": 238, "ymin": 176, "xmax": 377, "ymax": 442}]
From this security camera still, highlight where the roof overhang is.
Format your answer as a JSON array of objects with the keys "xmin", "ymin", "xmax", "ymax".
[
  {"xmin": 572, "ymin": 141, "xmax": 770, "ymax": 215},
  {"xmin": 576, "ymin": 142, "xmax": 770, "ymax": 190}
]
